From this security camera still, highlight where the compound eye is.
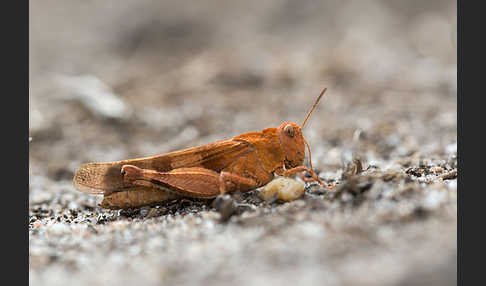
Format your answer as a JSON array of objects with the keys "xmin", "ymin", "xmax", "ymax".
[{"xmin": 284, "ymin": 124, "xmax": 295, "ymax": 138}]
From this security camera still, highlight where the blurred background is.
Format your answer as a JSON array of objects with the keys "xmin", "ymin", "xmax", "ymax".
[{"xmin": 29, "ymin": 1, "xmax": 456, "ymax": 286}]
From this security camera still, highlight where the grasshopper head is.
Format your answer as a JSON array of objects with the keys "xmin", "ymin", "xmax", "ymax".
[
  {"xmin": 278, "ymin": 122, "xmax": 306, "ymax": 169},
  {"xmin": 277, "ymin": 87, "xmax": 327, "ymax": 171}
]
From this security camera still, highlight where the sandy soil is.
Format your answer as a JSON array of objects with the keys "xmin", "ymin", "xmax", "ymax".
[{"xmin": 29, "ymin": 1, "xmax": 457, "ymax": 285}]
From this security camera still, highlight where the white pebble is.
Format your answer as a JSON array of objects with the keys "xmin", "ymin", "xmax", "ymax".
[
  {"xmin": 260, "ymin": 177, "xmax": 305, "ymax": 202},
  {"xmin": 54, "ymin": 74, "xmax": 131, "ymax": 120}
]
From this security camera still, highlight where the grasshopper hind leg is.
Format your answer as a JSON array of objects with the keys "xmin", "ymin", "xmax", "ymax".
[
  {"xmin": 121, "ymin": 165, "xmax": 222, "ymax": 198},
  {"xmin": 121, "ymin": 165, "xmax": 262, "ymax": 199},
  {"xmin": 218, "ymin": 171, "xmax": 260, "ymax": 194}
]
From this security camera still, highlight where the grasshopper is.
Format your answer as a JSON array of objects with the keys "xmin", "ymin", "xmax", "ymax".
[{"xmin": 73, "ymin": 88, "xmax": 328, "ymax": 209}]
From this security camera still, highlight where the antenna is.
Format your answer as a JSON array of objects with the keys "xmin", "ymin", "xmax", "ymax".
[
  {"xmin": 304, "ymin": 138, "xmax": 313, "ymax": 171},
  {"xmin": 301, "ymin": 88, "xmax": 327, "ymax": 128}
]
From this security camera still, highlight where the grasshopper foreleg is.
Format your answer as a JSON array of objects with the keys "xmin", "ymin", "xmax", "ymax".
[{"xmin": 277, "ymin": 166, "xmax": 325, "ymax": 187}]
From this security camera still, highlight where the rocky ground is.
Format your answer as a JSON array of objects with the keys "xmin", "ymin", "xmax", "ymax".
[{"xmin": 29, "ymin": 1, "xmax": 456, "ymax": 285}]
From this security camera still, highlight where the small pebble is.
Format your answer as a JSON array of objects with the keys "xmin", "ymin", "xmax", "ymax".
[
  {"xmin": 140, "ymin": 208, "xmax": 150, "ymax": 217},
  {"xmin": 259, "ymin": 177, "xmax": 305, "ymax": 202},
  {"xmin": 431, "ymin": 166, "xmax": 444, "ymax": 173},
  {"xmin": 33, "ymin": 220, "xmax": 42, "ymax": 228}
]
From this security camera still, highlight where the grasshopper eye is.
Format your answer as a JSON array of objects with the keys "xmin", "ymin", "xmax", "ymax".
[{"xmin": 284, "ymin": 124, "xmax": 295, "ymax": 138}]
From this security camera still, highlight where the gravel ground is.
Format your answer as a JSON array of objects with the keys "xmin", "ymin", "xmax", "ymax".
[{"xmin": 29, "ymin": 1, "xmax": 457, "ymax": 285}]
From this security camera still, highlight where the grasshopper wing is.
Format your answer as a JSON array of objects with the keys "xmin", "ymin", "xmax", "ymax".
[{"xmin": 73, "ymin": 139, "xmax": 252, "ymax": 195}]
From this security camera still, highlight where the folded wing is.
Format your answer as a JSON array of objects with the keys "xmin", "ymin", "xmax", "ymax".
[{"xmin": 73, "ymin": 139, "xmax": 251, "ymax": 195}]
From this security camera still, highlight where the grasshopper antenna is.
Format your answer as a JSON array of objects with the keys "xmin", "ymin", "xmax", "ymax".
[
  {"xmin": 301, "ymin": 87, "xmax": 327, "ymax": 179},
  {"xmin": 303, "ymin": 137, "xmax": 314, "ymax": 170},
  {"xmin": 301, "ymin": 87, "xmax": 327, "ymax": 128}
]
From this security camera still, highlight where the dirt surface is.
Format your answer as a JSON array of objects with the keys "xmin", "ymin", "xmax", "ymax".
[{"xmin": 29, "ymin": 1, "xmax": 457, "ymax": 285}]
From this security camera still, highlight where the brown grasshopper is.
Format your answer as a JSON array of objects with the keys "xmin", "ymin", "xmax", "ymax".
[{"xmin": 73, "ymin": 88, "xmax": 328, "ymax": 209}]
